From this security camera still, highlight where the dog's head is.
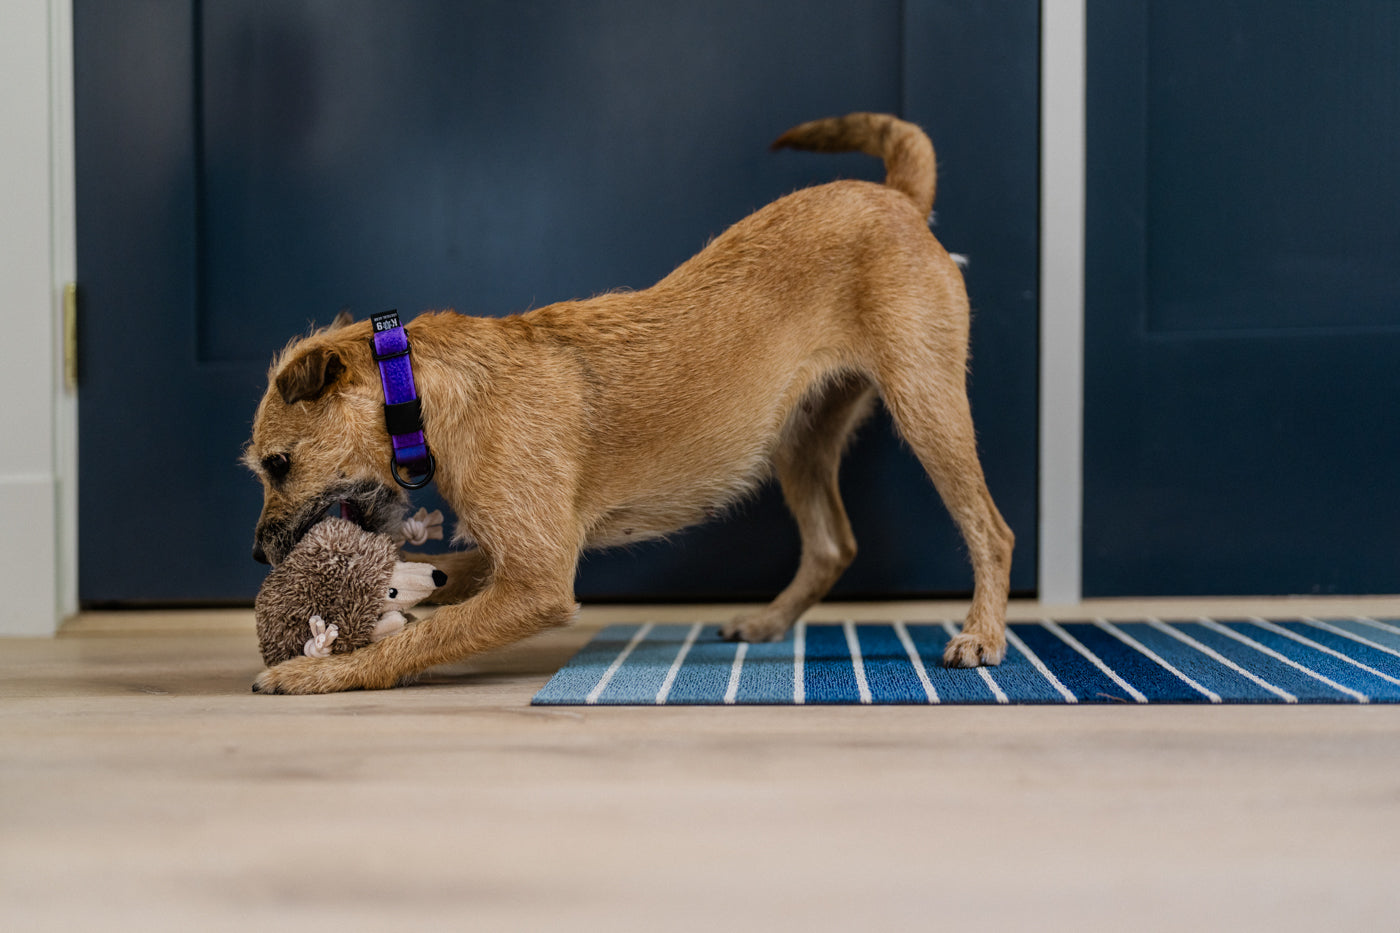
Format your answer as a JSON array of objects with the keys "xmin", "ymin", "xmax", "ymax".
[{"xmin": 244, "ymin": 313, "xmax": 409, "ymax": 565}]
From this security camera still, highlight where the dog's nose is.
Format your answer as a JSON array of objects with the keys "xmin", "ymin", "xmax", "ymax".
[
  {"xmin": 432, "ymin": 569, "xmax": 447, "ymax": 588},
  {"xmin": 252, "ymin": 540, "xmax": 269, "ymax": 565}
]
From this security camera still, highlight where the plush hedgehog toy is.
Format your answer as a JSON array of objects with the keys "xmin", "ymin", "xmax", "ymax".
[{"xmin": 254, "ymin": 512, "xmax": 448, "ymax": 667}]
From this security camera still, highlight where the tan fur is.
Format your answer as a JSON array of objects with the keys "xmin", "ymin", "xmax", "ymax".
[{"xmin": 245, "ymin": 112, "xmax": 1014, "ymax": 694}]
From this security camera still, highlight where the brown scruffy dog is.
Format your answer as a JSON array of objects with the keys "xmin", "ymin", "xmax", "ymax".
[{"xmin": 245, "ymin": 112, "xmax": 1014, "ymax": 695}]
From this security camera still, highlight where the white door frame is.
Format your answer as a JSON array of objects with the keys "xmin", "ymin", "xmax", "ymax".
[
  {"xmin": 1038, "ymin": 0, "xmax": 1086, "ymax": 606},
  {"xmin": 0, "ymin": 0, "xmax": 76, "ymax": 635}
]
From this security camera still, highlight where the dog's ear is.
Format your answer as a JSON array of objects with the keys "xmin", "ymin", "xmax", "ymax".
[
  {"xmin": 276, "ymin": 346, "xmax": 346, "ymax": 405},
  {"xmin": 330, "ymin": 309, "xmax": 354, "ymax": 330}
]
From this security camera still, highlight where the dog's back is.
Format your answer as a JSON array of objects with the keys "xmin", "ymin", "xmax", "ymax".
[{"xmin": 516, "ymin": 115, "xmax": 961, "ymax": 543}]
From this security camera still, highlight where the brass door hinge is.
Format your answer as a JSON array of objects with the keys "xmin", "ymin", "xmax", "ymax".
[{"xmin": 63, "ymin": 282, "xmax": 78, "ymax": 391}]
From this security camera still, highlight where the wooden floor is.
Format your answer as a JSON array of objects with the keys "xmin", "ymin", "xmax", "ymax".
[{"xmin": 4, "ymin": 597, "xmax": 1400, "ymax": 932}]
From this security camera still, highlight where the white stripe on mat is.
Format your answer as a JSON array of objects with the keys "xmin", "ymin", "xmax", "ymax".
[
  {"xmin": 586, "ymin": 622, "xmax": 654, "ymax": 705},
  {"xmin": 1193, "ymin": 618, "xmax": 1368, "ymax": 703},
  {"xmin": 1041, "ymin": 618, "xmax": 1147, "ymax": 703},
  {"xmin": 1301, "ymin": 617, "xmax": 1400, "ymax": 661},
  {"xmin": 892, "ymin": 621, "xmax": 939, "ymax": 704},
  {"xmin": 842, "ymin": 621, "xmax": 872, "ymax": 704},
  {"xmin": 1354, "ymin": 616, "xmax": 1400, "ymax": 636},
  {"xmin": 943, "ymin": 622, "xmax": 1008, "ymax": 703},
  {"xmin": 1093, "ymin": 619, "xmax": 1221, "ymax": 703},
  {"xmin": 655, "ymin": 622, "xmax": 704, "ymax": 705},
  {"xmin": 793, "ymin": 620, "xmax": 807, "ymax": 705},
  {"xmin": 1250, "ymin": 618, "xmax": 1400, "ymax": 688},
  {"xmin": 1003, "ymin": 625, "xmax": 1077, "ymax": 703},
  {"xmin": 723, "ymin": 641, "xmax": 748, "ymax": 705},
  {"xmin": 1147, "ymin": 619, "xmax": 1296, "ymax": 703}
]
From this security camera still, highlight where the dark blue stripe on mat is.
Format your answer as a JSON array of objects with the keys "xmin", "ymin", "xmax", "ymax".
[
  {"xmin": 531, "ymin": 625, "xmax": 641, "ymax": 705},
  {"xmin": 1111, "ymin": 623, "xmax": 1270, "ymax": 702},
  {"xmin": 734, "ymin": 629, "xmax": 800, "ymax": 704},
  {"xmin": 1170, "ymin": 622, "xmax": 1356, "ymax": 702},
  {"xmin": 1078, "ymin": 622, "xmax": 1221, "ymax": 702},
  {"xmin": 663, "ymin": 625, "xmax": 739, "ymax": 705},
  {"xmin": 530, "ymin": 620, "xmax": 1400, "ymax": 705},
  {"xmin": 803, "ymin": 623, "xmax": 861, "ymax": 704},
  {"xmin": 1009, "ymin": 623, "xmax": 1133, "ymax": 703},
  {"xmin": 987, "ymin": 625, "xmax": 1069, "ymax": 702},
  {"xmin": 1283, "ymin": 621, "xmax": 1400, "ymax": 674},
  {"xmin": 854, "ymin": 624, "xmax": 931, "ymax": 703},
  {"xmin": 906, "ymin": 623, "xmax": 1015, "ymax": 703},
  {"xmin": 904, "ymin": 624, "xmax": 992, "ymax": 702},
  {"xmin": 1313, "ymin": 618, "xmax": 1400, "ymax": 655},
  {"xmin": 1228, "ymin": 621, "xmax": 1400, "ymax": 701},
  {"xmin": 1057, "ymin": 623, "xmax": 1204, "ymax": 703},
  {"xmin": 594, "ymin": 624, "xmax": 695, "ymax": 705}
]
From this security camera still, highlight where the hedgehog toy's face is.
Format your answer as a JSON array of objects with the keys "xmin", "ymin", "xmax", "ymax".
[{"xmin": 384, "ymin": 562, "xmax": 448, "ymax": 614}]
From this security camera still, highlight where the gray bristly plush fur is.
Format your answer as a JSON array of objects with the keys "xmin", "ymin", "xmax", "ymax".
[{"xmin": 254, "ymin": 517, "xmax": 402, "ymax": 667}]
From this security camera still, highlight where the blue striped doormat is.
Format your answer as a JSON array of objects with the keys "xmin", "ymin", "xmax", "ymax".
[{"xmin": 532, "ymin": 618, "xmax": 1400, "ymax": 705}]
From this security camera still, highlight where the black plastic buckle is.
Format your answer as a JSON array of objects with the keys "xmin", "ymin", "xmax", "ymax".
[{"xmin": 383, "ymin": 398, "xmax": 424, "ymax": 436}]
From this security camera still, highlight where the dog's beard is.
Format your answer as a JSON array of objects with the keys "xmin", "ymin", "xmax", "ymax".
[
  {"xmin": 262, "ymin": 480, "xmax": 406, "ymax": 565},
  {"xmin": 333, "ymin": 483, "xmax": 403, "ymax": 533}
]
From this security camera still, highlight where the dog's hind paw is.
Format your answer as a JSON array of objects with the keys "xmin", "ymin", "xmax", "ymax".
[
  {"xmin": 942, "ymin": 629, "xmax": 1006, "ymax": 668},
  {"xmin": 721, "ymin": 609, "xmax": 793, "ymax": 643}
]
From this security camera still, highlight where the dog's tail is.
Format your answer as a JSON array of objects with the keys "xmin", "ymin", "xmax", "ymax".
[{"xmin": 771, "ymin": 112, "xmax": 936, "ymax": 218}]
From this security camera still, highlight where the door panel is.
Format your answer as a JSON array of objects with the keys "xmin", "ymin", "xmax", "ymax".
[
  {"xmin": 1085, "ymin": 0, "xmax": 1400, "ymax": 595},
  {"xmin": 77, "ymin": 0, "xmax": 1039, "ymax": 603}
]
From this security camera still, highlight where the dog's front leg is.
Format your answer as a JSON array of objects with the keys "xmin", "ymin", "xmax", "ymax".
[{"xmin": 253, "ymin": 573, "xmax": 578, "ymax": 695}]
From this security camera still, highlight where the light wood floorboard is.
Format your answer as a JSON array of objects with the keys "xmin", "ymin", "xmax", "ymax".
[{"xmin": 4, "ymin": 598, "xmax": 1400, "ymax": 931}]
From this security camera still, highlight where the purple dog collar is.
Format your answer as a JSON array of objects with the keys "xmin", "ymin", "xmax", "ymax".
[{"xmin": 370, "ymin": 310, "xmax": 435, "ymax": 489}]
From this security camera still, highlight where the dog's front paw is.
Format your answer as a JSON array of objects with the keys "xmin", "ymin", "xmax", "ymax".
[
  {"xmin": 254, "ymin": 656, "xmax": 337, "ymax": 695},
  {"xmin": 943, "ymin": 629, "xmax": 1006, "ymax": 668},
  {"xmin": 252, "ymin": 653, "xmax": 391, "ymax": 695}
]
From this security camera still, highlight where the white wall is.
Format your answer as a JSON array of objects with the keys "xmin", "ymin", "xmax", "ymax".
[{"xmin": 0, "ymin": 0, "xmax": 75, "ymax": 635}]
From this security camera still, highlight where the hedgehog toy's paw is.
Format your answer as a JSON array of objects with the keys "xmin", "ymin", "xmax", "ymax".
[
  {"xmin": 371, "ymin": 610, "xmax": 407, "ymax": 642},
  {"xmin": 303, "ymin": 614, "xmax": 339, "ymax": 659}
]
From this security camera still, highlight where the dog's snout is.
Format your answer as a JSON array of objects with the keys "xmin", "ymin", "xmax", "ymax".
[
  {"xmin": 432, "ymin": 569, "xmax": 448, "ymax": 588},
  {"xmin": 252, "ymin": 539, "xmax": 269, "ymax": 564}
]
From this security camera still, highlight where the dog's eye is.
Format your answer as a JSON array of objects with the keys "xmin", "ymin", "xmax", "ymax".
[
  {"xmin": 388, "ymin": 588, "xmax": 398, "ymax": 600},
  {"xmin": 261, "ymin": 453, "xmax": 291, "ymax": 481}
]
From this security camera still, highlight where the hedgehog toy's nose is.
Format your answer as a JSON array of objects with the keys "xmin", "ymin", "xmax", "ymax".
[{"xmin": 432, "ymin": 570, "xmax": 447, "ymax": 588}]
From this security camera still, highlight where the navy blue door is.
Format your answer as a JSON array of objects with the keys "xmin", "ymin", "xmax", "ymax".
[
  {"xmin": 1085, "ymin": 1, "xmax": 1400, "ymax": 595},
  {"xmin": 76, "ymin": 1, "xmax": 1039, "ymax": 603}
]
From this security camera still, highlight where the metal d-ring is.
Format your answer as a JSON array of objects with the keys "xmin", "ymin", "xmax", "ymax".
[{"xmin": 390, "ymin": 450, "xmax": 436, "ymax": 490}]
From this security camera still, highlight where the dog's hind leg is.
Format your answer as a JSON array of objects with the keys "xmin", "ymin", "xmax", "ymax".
[
  {"xmin": 874, "ymin": 333, "xmax": 1014, "ymax": 667},
  {"xmin": 722, "ymin": 373, "xmax": 877, "ymax": 643}
]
